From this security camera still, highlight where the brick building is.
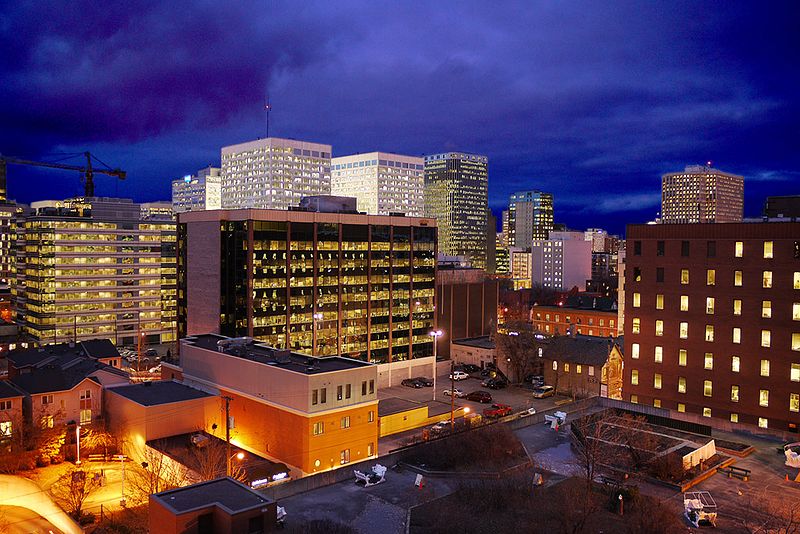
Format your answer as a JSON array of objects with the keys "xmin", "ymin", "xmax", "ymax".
[
  {"xmin": 624, "ymin": 222, "xmax": 800, "ymax": 433},
  {"xmin": 531, "ymin": 295, "xmax": 618, "ymax": 338}
]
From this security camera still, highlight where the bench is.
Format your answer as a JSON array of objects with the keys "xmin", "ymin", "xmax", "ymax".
[
  {"xmin": 719, "ymin": 465, "xmax": 750, "ymax": 481},
  {"xmin": 87, "ymin": 454, "xmax": 107, "ymax": 462}
]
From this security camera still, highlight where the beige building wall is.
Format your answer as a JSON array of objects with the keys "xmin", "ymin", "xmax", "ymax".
[
  {"xmin": 184, "ymin": 220, "xmax": 221, "ymax": 336},
  {"xmin": 30, "ymin": 378, "xmax": 103, "ymax": 428}
]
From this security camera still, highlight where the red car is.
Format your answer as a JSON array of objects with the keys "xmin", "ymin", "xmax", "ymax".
[{"xmin": 483, "ymin": 403, "xmax": 512, "ymax": 418}]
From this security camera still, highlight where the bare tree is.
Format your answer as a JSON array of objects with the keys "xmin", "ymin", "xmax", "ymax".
[
  {"xmin": 50, "ymin": 468, "xmax": 102, "ymax": 519},
  {"xmin": 739, "ymin": 489, "xmax": 800, "ymax": 534},
  {"xmin": 496, "ymin": 320, "xmax": 545, "ymax": 383},
  {"xmin": 80, "ymin": 427, "xmax": 117, "ymax": 458},
  {"xmin": 127, "ymin": 444, "xmax": 189, "ymax": 504},
  {"xmin": 189, "ymin": 436, "xmax": 247, "ymax": 483}
]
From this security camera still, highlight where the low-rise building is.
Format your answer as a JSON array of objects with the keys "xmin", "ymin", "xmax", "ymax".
[
  {"xmin": 0, "ymin": 381, "xmax": 24, "ymax": 446},
  {"xmin": 149, "ymin": 477, "xmax": 278, "ymax": 534},
  {"xmin": 541, "ymin": 335, "xmax": 624, "ymax": 399},
  {"xmin": 170, "ymin": 334, "xmax": 379, "ymax": 475},
  {"xmin": 531, "ymin": 295, "xmax": 618, "ymax": 337},
  {"xmin": 7, "ymin": 339, "xmax": 124, "ymax": 378}
]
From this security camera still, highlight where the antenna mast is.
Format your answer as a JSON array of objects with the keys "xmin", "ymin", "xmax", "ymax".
[{"xmin": 264, "ymin": 96, "xmax": 272, "ymax": 138}]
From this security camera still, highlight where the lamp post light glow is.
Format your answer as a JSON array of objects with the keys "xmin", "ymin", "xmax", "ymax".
[
  {"xmin": 429, "ymin": 330, "xmax": 443, "ymax": 401},
  {"xmin": 75, "ymin": 424, "xmax": 81, "ymax": 465}
]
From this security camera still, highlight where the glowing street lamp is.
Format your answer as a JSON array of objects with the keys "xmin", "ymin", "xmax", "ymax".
[{"xmin": 429, "ymin": 330, "xmax": 443, "ymax": 400}]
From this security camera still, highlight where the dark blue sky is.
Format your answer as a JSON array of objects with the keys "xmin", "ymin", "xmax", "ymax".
[{"xmin": 1, "ymin": 1, "xmax": 798, "ymax": 234}]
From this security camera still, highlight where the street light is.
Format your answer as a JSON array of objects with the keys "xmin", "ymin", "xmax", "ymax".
[
  {"xmin": 313, "ymin": 312, "xmax": 323, "ymax": 355},
  {"xmin": 429, "ymin": 330, "xmax": 443, "ymax": 401},
  {"xmin": 227, "ymin": 451, "xmax": 245, "ymax": 477},
  {"xmin": 75, "ymin": 424, "xmax": 81, "ymax": 465}
]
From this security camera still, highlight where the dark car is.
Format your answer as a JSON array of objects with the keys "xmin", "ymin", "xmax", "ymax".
[
  {"xmin": 479, "ymin": 369, "xmax": 497, "ymax": 379},
  {"xmin": 461, "ymin": 364, "xmax": 481, "ymax": 374},
  {"xmin": 412, "ymin": 376, "xmax": 434, "ymax": 387},
  {"xmin": 483, "ymin": 378, "xmax": 508, "ymax": 390},
  {"xmin": 145, "ymin": 348, "xmax": 159, "ymax": 358},
  {"xmin": 524, "ymin": 374, "xmax": 545, "ymax": 386},
  {"xmin": 465, "ymin": 390, "xmax": 493, "ymax": 403},
  {"xmin": 401, "ymin": 378, "xmax": 423, "ymax": 388}
]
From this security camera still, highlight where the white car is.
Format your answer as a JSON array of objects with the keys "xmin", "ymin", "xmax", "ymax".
[
  {"xmin": 442, "ymin": 387, "xmax": 465, "ymax": 398},
  {"xmin": 449, "ymin": 370, "xmax": 469, "ymax": 381}
]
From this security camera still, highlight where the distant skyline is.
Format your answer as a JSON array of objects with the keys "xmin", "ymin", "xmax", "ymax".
[{"xmin": 1, "ymin": 1, "xmax": 798, "ymax": 235}]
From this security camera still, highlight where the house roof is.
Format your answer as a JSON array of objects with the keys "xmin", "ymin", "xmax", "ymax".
[
  {"xmin": 152, "ymin": 477, "xmax": 273, "ymax": 514},
  {"xmin": 0, "ymin": 380, "xmax": 24, "ymax": 399},
  {"xmin": 10, "ymin": 359, "xmax": 107, "ymax": 395},
  {"xmin": 80, "ymin": 339, "xmax": 121, "ymax": 360},
  {"xmin": 107, "ymin": 380, "xmax": 213, "ymax": 406},
  {"xmin": 542, "ymin": 335, "xmax": 619, "ymax": 366},
  {"xmin": 8, "ymin": 339, "xmax": 121, "ymax": 369}
]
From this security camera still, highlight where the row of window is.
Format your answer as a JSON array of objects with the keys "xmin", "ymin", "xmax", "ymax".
[
  {"xmin": 312, "ymin": 410, "xmax": 376, "ymax": 436},
  {"xmin": 632, "ymin": 293, "xmax": 800, "ymax": 320},
  {"xmin": 630, "ymin": 319, "xmax": 800, "ymax": 349},
  {"xmin": 631, "ymin": 267, "xmax": 800, "ymax": 289},
  {"xmin": 628, "ymin": 396, "xmax": 779, "ymax": 429},
  {"xmin": 551, "ymin": 361, "xmax": 596, "ymax": 376},
  {"xmin": 632, "ymin": 239, "xmax": 799, "ymax": 260},
  {"xmin": 311, "ymin": 380, "xmax": 375, "ymax": 406}
]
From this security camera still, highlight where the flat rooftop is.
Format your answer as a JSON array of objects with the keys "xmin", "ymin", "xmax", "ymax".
[
  {"xmin": 107, "ymin": 381, "xmax": 212, "ymax": 406},
  {"xmin": 152, "ymin": 477, "xmax": 272, "ymax": 514},
  {"xmin": 185, "ymin": 334, "xmax": 374, "ymax": 375},
  {"xmin": 452, "ymin": 336, "xmax": 495, "ymax": 350}
]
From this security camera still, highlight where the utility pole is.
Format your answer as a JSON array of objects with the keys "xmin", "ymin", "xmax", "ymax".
[
  {"xmin": 450, "ymin": 360, "xmax": 455, "ymax": 430},
  {"xmin": 223, "ymin": 396, "xmax": 232, "ymax": 476}
]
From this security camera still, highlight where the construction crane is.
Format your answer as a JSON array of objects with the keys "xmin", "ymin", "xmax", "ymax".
[{"xmin": 0, "ymin": 151, "xmax": 126, "ymax": 198}]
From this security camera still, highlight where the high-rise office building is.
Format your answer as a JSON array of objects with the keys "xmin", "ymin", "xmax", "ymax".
[
  {"xmin": 763, "ymin": 195, "xmax": 800, "ymax": 220},
  {"xmin": 172, "ymin": 166, "xmax": 222, "ymax": 214},
  {"xmin": 14, "ymin": 197, "xmax": 177, "ymax": 345},
  {"xmin": 531, "ymin": 231, "xmax": 592, "ymax": 291},
  {"xmin": 220, "ymin": 138, "xmax": 331, "ymax": 210},
  {"xmin": 624, "ymin": 222, "xmax": 800, "ymax": 432},
  {"xmin": 424, "ymin": 152, "xmax": 488, "ymax": 269},
  {"xmin": 178, "ymin": 202, "xmax": 437, "ymax": 375},
  {"xmin": 331, "ymin": 153, "xmax": 424, "ymax": 216},
  {"xmin": 661, "ymin": 165, "xmax": 744, "ymax": 224},
  {"xmin": 508, "ymin": 190, "xmax": 553, "ymax": 247},
  {"xmin": 0, "ymin": 202, "xmax": 25, "ymax": 291}
]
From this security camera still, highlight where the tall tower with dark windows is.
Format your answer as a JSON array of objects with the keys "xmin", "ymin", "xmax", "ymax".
[{"xmin": 423, "ymin": 152, "xmax": 488, "ymax": 269}]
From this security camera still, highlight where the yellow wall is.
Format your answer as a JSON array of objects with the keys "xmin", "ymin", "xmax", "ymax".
[{"xmin": 378, "ymin": 405, "xmax": 466, "ymax": 437}]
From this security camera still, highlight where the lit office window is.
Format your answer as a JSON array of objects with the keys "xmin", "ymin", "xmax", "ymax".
[
  {"xmin": 678, "ymin": 377, "xmax": 686, "ymax": 393},
  {"xmin": 759, "ymin": 389, "xmax": 769, "ymax": 407},
  {"xmin": 706, "ymin": 269, "xmax": 715, "ymax": 286},
  {"xmin": 705, "ymin": 325, "xmax": 714, "ymax": 342},
  {"xmin": 735, "ymin": 241, "xmax": 743, "ymax": 257},
  {"xmin": 703, "ymin": 380, "xmax": 712, "ymax": 397},
  {"xmin": 679, "ymin": 349, "xmax": 687, "ymax": 366},
  {"xmin": 704, "ymin": 353, "xmax": 713, "ymax": 370},
  {"xmin": 631, "ymin": 370, "xmax": 639, "ymax": 385},
  {"xmin": 681, "ymin": 269, "xmax": 689, "ymax": 285},
  {"xmin": 760, "ymin": 359, "xmax": 770, "ymax": 377},
  {"xmin": 794, "ymin": 303, "xmax": 800, "ymax": 321},
  {"xmin": 706, "ymin": 297, "xmax": 714, "ymax": 314},
  {"xmin": 734, "ymin": 270, "xmax": 743, "ymax": 287},
  {"xmin": 791, "ymin": 393, "xmax": 799, "ymax": 413},
  {"xmin": 762, "ymin": 301, "xmax": 772, "ymax": 318},
  {"xmin": 730, "ymin": 413, "xmax": 739, "ymax": 423},
  {"xmin": 732, "ymin": 328, "xmax": 741, "ymax": 344},
  {"xmin": 654, "ymin": 346, "xmax": 663, "ymax": 363},
  {"xmin": 632, "ymin": 318, "xmax": 640, "ymax": 334},
  {"xmin": 703, "ymin": 407, "xmax": 712, "ymax": 418},
  {"xmin": 764, "ymin": 241, "xmax": 773, "ymax": 259},
  {"xmin": 632, "ymin": 292, "xmax": 641, "ymax": 308},
  {"xmin": 631, "ymin": 343, "xmax": 640, "ymax": 359},
  {"xmin": 733, "ymin": 299, "xmax": 742, "ymax": 315},
  {"xmin": 758, "ymin": 418, "xmax": 768, "ymax": 429},
  {"xmin": 791, "ymin": 363, "xmax": 800, "ymax": 382},
  {"xmin": 730, "ymin": 385, "xmax": 739, "ymax": 402},
  {"xmin": 680, "ymin": 322, "xmax": 688, "ymax": 339},
  {"xmin": 654, "ymin": 373, "xmax": 662, "ymax": 389},
  {"xmin": 655, "ymin": 294, "xmax": 664, "ymax": 310},
  {"xmin": 630, "ymin": 394, "xmax": 638, "ymax": 404},
  {"xmin": 761, "ymin": 330, "xmax": 771, "ymax": 347},
  {"xmin": 653, "ymin": 399, "xmax": 661, "ymax": 408},
  {"xmin": 732, "ymin": 356, "xmax": 740, "ymax": 373},
  {"xmin": 793, "ymin": 333, "xmax": 800, "ymax": 352},
  {"xmin": 795, "ymin": 272, "xmax": 800, "ymax": 289},
  {"xmin": 763, "ymin": 271, "xmax": 772, "ymax": 288},
  {"xmin": 680, "ymin": 295, "xmax": 689, "ymax": 311},
  {"xmin": 655, "ymin": 320, "xmax": 664, "ymax": 336}
]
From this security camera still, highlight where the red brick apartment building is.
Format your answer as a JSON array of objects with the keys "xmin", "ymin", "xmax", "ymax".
[{"xmin": 624, "ymin": 222, "xmax": 800, "ymax": 433}]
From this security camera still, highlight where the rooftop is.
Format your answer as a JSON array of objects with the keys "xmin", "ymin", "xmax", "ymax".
[
  {"xmin": 542, "ymin": 334, "xmax": 621, "ymax": 366},
  {"xmin": 0, "ymin": 380, "xmax": 23, "ymax": 399},
  {"xmin": 452, "ymin": 336, "xmax": 495, "ymax": 350},
  {"xmin": 185, "ymin": 334, "xmax": 373, "ymax": 375},
  {"xmin": 107, "ymin": 381, "xmax": 212, "ymax": 406},
  {"xmin": 10, "ymin": 359, "xmax": 108, "ymax": 394},
  {"xmin": 152, "ymin": 477, "xmax": 273, "ymax": 514},
  {"xmin": 8, "ymin": 339, "xmax": 121, "ymax": 369}
]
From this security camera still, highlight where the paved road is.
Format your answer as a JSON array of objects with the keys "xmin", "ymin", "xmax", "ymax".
[{"xmin": 0, "ymin": 505, "xmax": 62, "ymax": 534}]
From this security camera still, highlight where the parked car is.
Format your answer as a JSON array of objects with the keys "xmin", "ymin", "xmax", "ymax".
[
  {"xmin": 401, "ymin": 378, "xmax": 424, "ymax": 388},
  {"xmin": 412, "ymin": 376, "xmax": 434, "ymax": 387},
  {"xmin": 524, "ymin": 374, "xmax": 545, "ymax": 386},
  {"xmin": 430, "ymin": 421, "xmax": 451, "ymax": 435},
  {"xmin": 483, "ymin": 403, "xmax": 512, "ymax": 419},
  {"xmin": 442, "ymin": 387, "xmax": 465, "ymax": 398},
  {"xmin": 148, "ymin": 365, "xmax": 161, "ymax": 374},
  {"xmin": 450, "ymin": 370, "xmax": 469, "ymax": 381},
  {"xmin": 479, "ymin": 369, "xmax": 496, "ymax": 379},
  {"xmin": 465, "ymin": 390, "xmax": 493, "ymax": 403},
  {"xmin": 532, "ymin": 385, "xmax": 556, "ymax": 398},
  {"xmin": 145, "ymin": 348, "xmax": 159, "ymax": 358},
  {"xmin": 483, "ymin": 378, "xmax": 508, "ymax": 390},
  {"xmin": 460, "ymin": 364, "xmax": 481, "ymax": 374}
]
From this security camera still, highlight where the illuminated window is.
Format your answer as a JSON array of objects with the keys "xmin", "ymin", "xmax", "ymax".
[
  {"xmin": 340, "ymin": 448, "xmax": 350, "ymax": 464},
  {"xmin": 705, "ymin": 325, "xmax": 714, "ymax": 342},
  {"xmin": 654, "ymin": 373, "xmax": 662, "ymax": 389},
  {"xmin": 576, "ymin": 365, "xmax": 582, "ymax": 374},
  {"xmin": 707, "ymin": 269, "xmax": 715, "ymax": 285},
  {"xmin": 735, "ymin": 241, "xmax": 743, "ymax": 257},
  {"xmin": 678, "ymin": 377, "xmax": 686, "ymax": 393},
  {"xmin": 793, "ymin": 333, "xmax": 800, "ymax": 351},
  {"xmin": 655, "ymin": 294, "xmax": 664, "ymax": 310},
  {"xmin": 761, "ymin": 301, "xmax": 772, "ymax": 318},
  {"xmin": 680, "ymin": 295, "xmax": 689, "ymax": 311},
  {"xmin": 680, "ymin": 322, "xmax": 688, "ymax": 339},
  {"xmin": 758, "ymin": 418, "xmax": 768, "ymax": 429},
  {"xmin": 706, "ymin": 297, "xmax": 714, "ymax": 314},
  {"xmin": 631, "ymin": 370, "xmax": 639, "ymax": 385},
  {"xmin": 759, "ymin": 389, "xmax": 769, "ymax": 407},
  {"xmin": 704, "ymin": 353, "xmax": 713, "ymax": 370},
  {"xmin": 733, "ymin": 327, "xmax": 741, "ymax": 344},
  {"xmin": 632, "ymin": 293, "xmax": 641, "ymax": 308},
  {"xmin": 368, "ymin": 410, "xmax": 375, "ymax": 422},
  {"xmin": 677, "ymin": 403, "xmax": 686, "ymax": 413},
  {"xmin": 340, "ymin": 416, "xmax": 350, "ymax": 429},
  {"xmin": 681, "ymin": 269, "xmax": 689, "ymax": 285},
  {"xmin": 796, "ymin": 272, "xmax": 800, "ymax": 289},
  {"xmin": 630, "ymin": 394, "xmax": 638, "ymax": 404},
  {"xmin": 703, "ymin": 380, "xmax": 712, "ymax": 397},
  {"xmin": 313, "ymin": 422, "xmax": 324, "ymax": 435},
  {"xmin": 730, "ymin": 385, "xmax": 739, "ymax": 402},
  {"xmin": 764, "ymin": 241, "xmax": 773, "ymax": 259},
  {"xmin": 653, "ymin": 399, "xmax": 661, "ymax": 408},
  {"xmin": 794, "ymin": 303, "xmax": 800, "ymax": 321},
  {"xmin": 703, "ymin": 407, "xmax": 712, "ymax": 418},
  {"xmin": 0, "ymin": 421, "xmax": 10, "ymax": 438},
  {"xmin": 654, "ymin": 346, "xmax": 663, "ymax": 363},
  {"xmin": 732, "ymin": 356, "xmax": 740, "ymax": 373},
  {"xmin": 80, "ymin": 409, "xmax": 91, "ymax": 425},
  {"xmin": 655, "ymin": 320, "xmax": 664, "ymax": 336},
  {"xmin": 41, "ymin": 415, "xmax": 54, "ymax": 429},
  {"xmin": 761, "ymin": 330, "xmax": 771, "ymax": 347},
  {"xmin": 588, "ymin": 366, "xmax": 595, "ymax": 376},
  {"xmin": 564, "ymin": 363, "xmax": 570, "ymax": 373},
  {"xmin": 791, "ymin": 393, "xmax": 799, "ymax": 413},
  {"xmin": 763, "ymin": 271, "xmax": 772, "ymax": 288},
  {"xmin": 761, "ymin": 359, "xmax": 770, "ymax": 377},
  {"xmin": 632, "ymin": 318, "xmax": 640, "ymax": 334},
  {"xmin": 730, "ymin": 413, "xmax": 739, "ymax": 423},
  {"xmin": 678, "ymin": 349, "xmax": 687, "ymax": 366},
  {"xmin": 733, "ymin": 299, "xmax": 742, "ymax": 315},
  {"xmin": 792, "ymin": 363, "xmax": 800, "ymax": 382},
  {"xmin": 734, "ymin": 270, "xmax": 743, "ymax": 286},
  {"xmin": 552, "ymin": 360, "xmax": 557, "ymax": 371}
]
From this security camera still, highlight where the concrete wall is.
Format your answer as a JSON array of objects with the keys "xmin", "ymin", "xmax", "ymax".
[
  {"xmin": 376, "ymin": 356, "xmax": 435, "ymax": 388},
  {"xmin": 450, "ymin": 343, "xmax": 495, "ymax": 368},
  {"xmin": 185, "ymin": 220, "xmax": 221, "ymax": 336}
]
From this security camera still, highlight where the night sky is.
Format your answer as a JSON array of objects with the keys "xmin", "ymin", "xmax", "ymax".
[{"xmin": 1, "ymin": 1, "xmax": 798, "ymax": 235}]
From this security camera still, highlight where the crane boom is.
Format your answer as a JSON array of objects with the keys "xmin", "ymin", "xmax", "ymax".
[{"xmin": 0, "ymin": 151, "xmax": 126, "ymax": 197}]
